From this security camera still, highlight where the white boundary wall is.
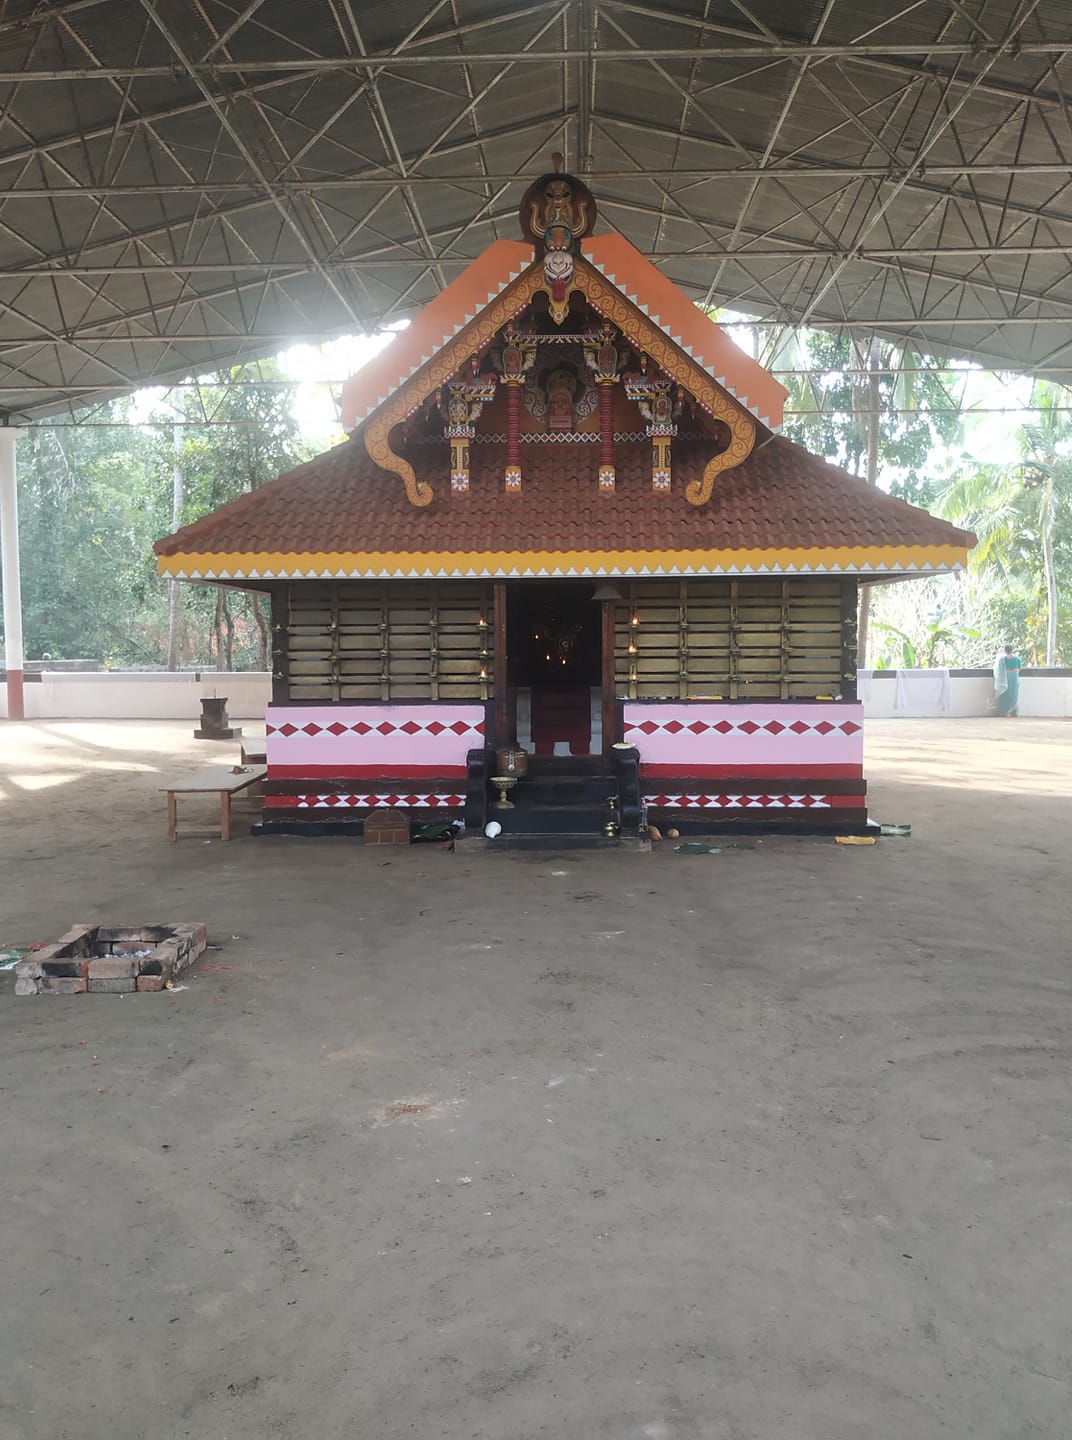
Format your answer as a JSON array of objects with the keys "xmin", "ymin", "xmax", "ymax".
[
  {"xmin": 2, "ymin": 669, "xmax": 1071, "ymax": 721},
  {"xmin": 858, "ymin": 669, "xmax": 1072, "ymax": 718},
  {"xmin": 0, "ymin": 670, "xmax": 271, "ymax": 720}
]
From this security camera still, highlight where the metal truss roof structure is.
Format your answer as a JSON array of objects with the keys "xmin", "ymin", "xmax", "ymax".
[{"xmin": 0, "ymin": 0, "xmax": 1070, "ymax": 419}]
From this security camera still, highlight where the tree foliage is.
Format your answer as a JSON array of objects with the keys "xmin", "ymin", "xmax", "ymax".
[
  {"xmin": 12, "ymin": 401, "xmax": 171, "ymax": 665},
  {"xmin": 3, "ymin": 362, "xmax": 314, "ymax": 669},
  {"xmin": 937, "ymin": 382, "xmax": 1072, "ymax": 665},
  {"xmin": 770, "ymin": 330, "xmax": 962, "ymax": 498}
]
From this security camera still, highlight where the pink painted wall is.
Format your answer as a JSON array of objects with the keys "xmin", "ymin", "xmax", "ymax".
[
  {"xmin": 623, "ymin": 701, "xmax": 863, "ymax": 776},
  {"xmin": 267, "ymin": 703, "xmax": 485, "ymax": 777}
]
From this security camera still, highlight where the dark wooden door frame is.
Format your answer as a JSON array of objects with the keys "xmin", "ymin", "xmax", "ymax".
[
  {"xmin": 601, "ymin": 597, "xmax": 619, "ymax": 757},
  {"xmin": 492, "ymin": 579, "xmax": 509, "ymax": 748},
  {"xmin": 494, "ymin": 580, "xmax": 620, "ymax": 757}
]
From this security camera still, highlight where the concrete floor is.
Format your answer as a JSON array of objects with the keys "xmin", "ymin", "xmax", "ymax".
[{"xmin": 0, "ymin": 718, "xmax": 1069, "ymax": 1440}]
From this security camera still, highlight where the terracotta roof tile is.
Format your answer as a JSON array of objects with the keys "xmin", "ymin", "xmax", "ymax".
[{"xmin": 155, "ymin": 435, "xmax": 974, "ymax": 575}]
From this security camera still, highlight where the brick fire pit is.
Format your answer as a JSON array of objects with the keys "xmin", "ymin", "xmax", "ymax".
[{"xmin": 14, "ymin": 923, "xmax": 207, "ymax": 995}]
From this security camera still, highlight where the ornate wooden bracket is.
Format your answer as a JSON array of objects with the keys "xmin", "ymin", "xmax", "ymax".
[
  {"xmin": 498, "ymin": 322, "xmax": 538, "ymax": 492},
  {"xmin": 625, "ymin": 358, "xmax": 679, "ymax": 493},
  {"xmin": 583, "ymin": 321, "xmax": 624, "ymax": 493},
  {"xmin": 575, "ymin": 260, "xmax": 760, "ymax": 506},
  {"xmin": 689, "ymin": 414, "xmax": 756, "ymax": 506},
  {"xmin": 362, "ymin": 265, "xmax": 544, "ymax": 507},
  {"xmin": 361, "ymin": 253, "xmax": 759, "ymax": 508},
  {"xmin": 438, "ymin": 360, "xmax": 497, "ymax": 494}
]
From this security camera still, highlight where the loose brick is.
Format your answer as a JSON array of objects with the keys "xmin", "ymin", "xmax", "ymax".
[
  {"xmin": 15, "ymin": 959, "xmax": 44, "ymax": 980},
  {"xmin": 38, "ymin": 977, "xmax": 88, "ymax": 994},
  {"xmin": 136, "ymin": 974, "xmax": 166, "ymax": 992},
  {"xmin": 87, "ymin": 957, "xmax": 139, "ymax": 980},
  {"xmin": 14, "ymin": 977, "xmax": 40, "ymax": 996},
  {"xmin": 87, "ymin": 977, "xmax": 136, "ymax": 993}
]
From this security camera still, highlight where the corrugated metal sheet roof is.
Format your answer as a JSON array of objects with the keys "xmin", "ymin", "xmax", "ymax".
[{"xmin": 1, "ymin": 0, "xmax": 1069, "ymax": 418}]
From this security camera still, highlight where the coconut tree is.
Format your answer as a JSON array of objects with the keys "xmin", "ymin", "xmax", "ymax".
[{"xmin": 939, "ymin": 382, "xmax": 1072, "ymax": 666}]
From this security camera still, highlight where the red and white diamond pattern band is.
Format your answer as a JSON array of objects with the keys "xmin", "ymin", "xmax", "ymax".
[
  {"xmin": 267, "ymin": 719, "xmax": 483, "ymax": 739},
  {"xmin": 628, "ymin": 718, "xmax": 860, "ymax": 738},
  {"xmin": 267, "ymin": 793, "xmax": 465, "ymax": 809},
  {"xmin": 644, "ymin": 793, "xmax": 832, "ymax": 809}
]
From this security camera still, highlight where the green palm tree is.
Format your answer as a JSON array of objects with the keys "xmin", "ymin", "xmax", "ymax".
[{"xmin": 940, "ymin": 382, "xmax": 1071, "ymax": 666}]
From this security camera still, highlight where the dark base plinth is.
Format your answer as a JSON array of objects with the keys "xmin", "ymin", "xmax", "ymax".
[
  {"xmin": 194, "ymin": 725, "xmax": 242, "ymax": 740},
  {"xmin": 252, "ymin": 814, "xmax": 362, "ymax": 837},
  {"xmin": 458, "ymin": 832, "xmax": 644, "ymax": 853},
  {"xmin": 646, "ymin": 812, "xmax": 874, "ymax": 838}
]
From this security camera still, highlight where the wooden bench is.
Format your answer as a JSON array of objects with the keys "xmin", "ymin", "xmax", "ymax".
[{"xmin": 162, "ymin": 765, "xmax": 267, "ymax": 842}]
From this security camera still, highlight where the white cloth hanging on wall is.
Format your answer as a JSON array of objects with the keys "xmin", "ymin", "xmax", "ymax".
[{"xmin": 894, "ymin": 667, "xmax": 951, "ymax": 713}]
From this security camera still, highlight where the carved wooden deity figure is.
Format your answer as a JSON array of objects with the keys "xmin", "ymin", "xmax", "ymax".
[
  {"xmin": 584, "ymin": 320, "xmax": 624, "ymax": 493},
  {"xmin": 625, "ymin": 356, "xmax": 680, "ymax": 493},
  {"xmin": 437, "ymin": 358, "xmax": 497, "ymax": 494},
  {"xmin": 546, "ymin": 369, "xmax": 577, "ymax": 432},
  {"xmin": 498, "ymin": 323, "xmax": 537, "ymax": 494}
]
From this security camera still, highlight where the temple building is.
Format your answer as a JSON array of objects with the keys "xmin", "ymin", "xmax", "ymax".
[{"xmin": 155, "ymin": 162, "xmax": 974, "ymax": 845}]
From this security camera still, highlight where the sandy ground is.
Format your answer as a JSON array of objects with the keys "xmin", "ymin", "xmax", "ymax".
[{"xmin": 0, "ymin": 717, "xmax": 1069, "ymax": 1440}]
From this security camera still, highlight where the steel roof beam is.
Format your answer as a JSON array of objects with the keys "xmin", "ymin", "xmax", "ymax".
[
  {"xmin": 596, "ymin": 110, "xmax": 1072, "ymax": 231},
  {"xmin": 0, "ymin": 0, "xmax": 110, "ymax": 34},
  {"xmin": 1, "ymin": 44, "xmax": 1069, "ymax": 79},
  {"xmin": 0, "ymin": 235, "xmax": 1028, "ymax": 273},
  {"xmin": 0, "ymin": 110, "xmax": 566, "ymax": 274},
  {"xmin": 4, "ymin": 153, "xmax": 1072, "ymax": 195},
  {"xmin": 606, "ymin": 0, "xmax": 1071, "ymax": 114}
]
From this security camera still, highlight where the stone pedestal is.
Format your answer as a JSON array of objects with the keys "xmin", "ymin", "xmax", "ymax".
[{"xmin": 194, "ymin": 695, "xmax": 242, "ymax": 741}]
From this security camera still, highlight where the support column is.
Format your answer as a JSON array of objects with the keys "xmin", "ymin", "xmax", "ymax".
[
  {"xmin": 601, "ymin": 595, "xmax": 618, "ymax": 756},
  {"xmin": 597, "ymin": 380, "xmax": 616, "ymax": 493},
  {"xmin": 585, "ymin": 322, "xmax": 622, "ymax": 495},
  {"xmin": 503, "ymin": 379, "xmax": 523, "ymax": 493},
  {"xmin": 493, "ymin": 580, "xmax": 509, "ymax": 746},
  {"xmin": 0, "ymin": 427, "xmax": 26, "ymax": 721}
]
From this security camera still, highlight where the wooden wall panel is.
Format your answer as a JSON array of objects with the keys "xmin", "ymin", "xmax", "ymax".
[
  {"xmin": 285, "ymin": 581, "xmax": 491, "ymax": 704},
  {"xmin": 615, "ymin": 577, "xmax": 850, "ymax": 701}
]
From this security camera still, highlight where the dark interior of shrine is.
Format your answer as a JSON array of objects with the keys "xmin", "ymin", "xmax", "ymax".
[
  {"xmin": 507, "ymin": 581, "xmax": 602, "ymax": 691},
  {"xmin": 507, "ymin": 581, "xmax": 603, "ymax": 758}
]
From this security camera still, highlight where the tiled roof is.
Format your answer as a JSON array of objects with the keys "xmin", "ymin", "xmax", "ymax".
[{"xmin": 155, "ymin": 436, "xmax": 974, "ymax": 580}]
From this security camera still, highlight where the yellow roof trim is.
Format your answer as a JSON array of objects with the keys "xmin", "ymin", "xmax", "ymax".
[{"xmin": 158, "ymin": 545, "xmax": 968, "ymax": 580}]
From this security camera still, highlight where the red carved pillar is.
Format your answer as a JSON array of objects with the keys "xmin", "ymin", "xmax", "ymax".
[
  {"xmin": 504, "ymin": 378, "xmax": 523, "ymax": 493},
  {"xmin": 598, "ymin": 379, "xmax": 616, "ymax": 493},
  {"xmin": 498, "ymin": 323, "xmax": 536, "ymax": 494},
  {"xmin": 585, "ymin": 321, "xmax": 622, "ymax": 495}
]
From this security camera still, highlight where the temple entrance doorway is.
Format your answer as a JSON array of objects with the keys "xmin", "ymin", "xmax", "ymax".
[{"xmin": 507, "ymin": 582, "xmax": 603, "ymax": 757}]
